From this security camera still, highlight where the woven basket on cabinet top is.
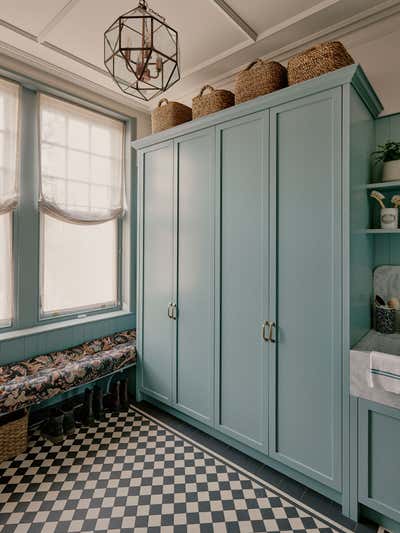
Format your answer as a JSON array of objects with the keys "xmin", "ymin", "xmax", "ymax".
[
  {"xmin": 151, "ymin": 98, "xmax": 192, "ymax": 134},
  {"xmin": 192, "ymin": 85, "xmax": 235, "ymax": 119},
  {"xmin": 287, "ymin": 41, "xmax": 354, "ymax": 86},
  {"xmin": 235, "ymin": 59, "xmax": 287, "ymax": 104}
]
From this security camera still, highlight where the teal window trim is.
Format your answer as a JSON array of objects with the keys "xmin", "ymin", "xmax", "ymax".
[{"xmin": 0, "ymin": 69, "xmax": 136, "ymax": 336}]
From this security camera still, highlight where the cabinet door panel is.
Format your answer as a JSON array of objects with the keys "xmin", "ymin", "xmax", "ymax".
[
  {"xmin": 141, "ymin": 143, "xmax": 175, "ymax": 403},
  {"xmin": 269, "ymin": 89, "xmax": 342, "ymax": 489},
  {"xmin": 216, "ymin": 113, "xmax": 269, "ymax": 452},
  {"xmin": 176, "ymin": 130, "xmax": 215, "ymax": 424},
  {"xmin": 359, "ymin": 400, "xmax": 400, "ymax": 523}
]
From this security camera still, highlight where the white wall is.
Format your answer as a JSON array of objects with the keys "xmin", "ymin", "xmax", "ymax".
[{"xmin": 343, "ymin": 14, "xmax": 400, "ymax": 117}]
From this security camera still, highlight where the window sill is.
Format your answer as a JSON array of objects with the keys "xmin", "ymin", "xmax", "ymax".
[{"xmin": 0, "ymin": 310, "xmax": 135, "ymax": 342}]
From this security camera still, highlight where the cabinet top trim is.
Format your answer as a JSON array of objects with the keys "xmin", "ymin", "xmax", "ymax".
[{"xmin": 132, "ymin": 64, "xmax": 382, "ymax": 151}]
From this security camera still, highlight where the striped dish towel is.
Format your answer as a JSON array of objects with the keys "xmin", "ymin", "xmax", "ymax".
[{"xmin": 370, "ymin": 351, "xmax": 400, "ymax": 394}]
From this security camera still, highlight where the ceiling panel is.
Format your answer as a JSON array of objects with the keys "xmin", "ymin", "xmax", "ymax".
[
  {"xmin": 225, "ymin": 0, "xmax": 327, "ymax": 35},
  {"xmin": 44, "ymin": 0, "xmax": 247, "ymax": 73},
  {"xmin": 0, "ymin": 0, "xmax": 69, "ymax": 36}
]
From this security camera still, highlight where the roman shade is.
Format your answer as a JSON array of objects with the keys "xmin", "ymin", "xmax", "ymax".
[
  {"xmin": 0, "ymin": 78, "xmax": 20, "ymax": 214},
  {"xmin": 39, "ymin": 94, "xmax": 126, "ymax": 224}
]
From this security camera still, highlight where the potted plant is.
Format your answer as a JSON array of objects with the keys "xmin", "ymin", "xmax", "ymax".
[{"xmin": 372, "ymin": 141, "xmax": 400, "ymax": 182}]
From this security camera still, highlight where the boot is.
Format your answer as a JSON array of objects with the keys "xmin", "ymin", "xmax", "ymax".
[
  {"xmin": 120, "ymin": 378, "xmax": 129, "ymax": 410},
  {"xmin": 80, "ymin": 388, "xmax": 95, "ymax": 427},
  {"xmin": 106, "ymin": 380, "xmax": 120, "ymax": 412},
  {"xmin": 61, "ymin": 405, "xmax": 76, "ymax": 436},
  {"xmin": 93, "ymin": 385, "xmax": 106, "ymax": 421},
  {"xmin": 41, "ymin": 410, "xmax": 65, "ymax": 444}
]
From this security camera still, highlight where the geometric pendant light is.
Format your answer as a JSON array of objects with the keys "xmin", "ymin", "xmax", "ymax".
[{"xmin": 104, "ymin": 0, "xmax": 180, "ymax": 101}]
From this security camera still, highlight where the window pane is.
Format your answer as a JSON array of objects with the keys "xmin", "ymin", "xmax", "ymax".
[
  {"xmin": 41, "ymin": 215, "xmax": 118, "ymax": 316},
  {"xmin": 0, "ymin": 213, "xmax": 12, "ymax": 327}
]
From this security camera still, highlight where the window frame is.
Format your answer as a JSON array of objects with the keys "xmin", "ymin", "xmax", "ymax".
[{"xmin": 0, "ymin": 71, "xmax": 135, "ymax": 334}]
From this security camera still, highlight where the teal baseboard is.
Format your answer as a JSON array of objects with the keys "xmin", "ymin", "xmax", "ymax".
[
  {"xmin": 361, "ymin": 505, "xmax": 400, "ymax": 533},
  {"xmin": 140, "ymin": 393, "xmax": 342, "ymax": 506}
]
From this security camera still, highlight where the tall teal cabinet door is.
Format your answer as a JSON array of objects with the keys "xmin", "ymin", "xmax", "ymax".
[
  {"xmin": 139, "ymin": 142, "xmax": 175, "ymax": 404},
  {"xmin": 175, "ymin": 130, "xmax": 215, "ymax": 425},
  {"xmin": 268, "ymin": 89, "xmax": 342, "ymax": 490},
  {"xmin": 216, "ymin": 112, "xmax": 269, "ymax": 452}
]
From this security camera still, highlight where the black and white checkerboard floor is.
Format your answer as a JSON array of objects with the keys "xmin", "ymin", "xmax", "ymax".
[{"xmin": 0, "ymin": 406, "xmax": 357, "ymax": 533}]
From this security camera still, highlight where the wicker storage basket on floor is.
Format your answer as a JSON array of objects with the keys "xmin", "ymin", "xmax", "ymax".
[
  {"xmin": 287, "ymin": 41, "xmax": 354, "ymax": 86},
  {"xmin": 192, "ymin": 85, "xmax": 235, "ymax": 119},
  {"xmin": 151, "ymin": 98, "xmax": 192, "ymax": 133},
  {"xmin": 0, "ymin": 410, "xmax": 28, "ymax": 463},
  {"xmin": 235, "ymin": 59, "xmax": 287, "ymax": 104}
]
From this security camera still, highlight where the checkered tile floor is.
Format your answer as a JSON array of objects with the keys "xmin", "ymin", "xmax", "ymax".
[{"xmin": 0, "ymin": 406, "xmax": 354, "ymax": 533}]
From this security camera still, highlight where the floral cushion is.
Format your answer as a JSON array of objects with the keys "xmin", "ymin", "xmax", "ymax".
[{"xmin": 0, "ymin": 330, "xmax": 136, "ymax": 414}]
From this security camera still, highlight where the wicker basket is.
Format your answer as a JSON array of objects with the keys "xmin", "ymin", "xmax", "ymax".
[
  {"xmin": 151, "ymin": 98, "xmax": 192, "ymax": 134},
  {"xmin": 192, "ymin": 85, "xmax": 235, "ymax": 119},
  {"xmin": 0, "ymin": 410, "xmax": 28, "ymax": 463},
  {"xmin": 287, "ymin": 41, "xmax": 354, "ymax": 86},
  {"xmin": 235, "ymin": 59, "xmax": 287, "ymax": 104}
]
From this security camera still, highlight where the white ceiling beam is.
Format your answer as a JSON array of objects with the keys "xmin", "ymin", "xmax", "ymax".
[
  {"xmin": 212, "ymin": 0, "xmax": 257, "ymax": 42},
  {"xmin": 37, "ymin": 0, "xmax": 81, "ymax": 44}
]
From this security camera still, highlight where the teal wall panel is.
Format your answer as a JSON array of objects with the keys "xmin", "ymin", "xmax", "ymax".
[
  {"xmin": 268, "ymin": 89, "xmax": 342, "ymax": 490},
  {"xmin": 175, "ymin": 130, "xmax": 215, "ymax": 424},
  {"xmin": 216, "ymin": 112, "xmax": 269, "ymax": 452},
  {"xmin": 349, "ymin": 88, "xmax": 375, "ymax": 346}
]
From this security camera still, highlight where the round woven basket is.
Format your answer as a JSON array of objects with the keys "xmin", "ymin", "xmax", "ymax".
[
  {"xmin": 288, "ymin": 41, "xmax": 354, "ymax": 86},
  {"xmin": 0, "ymin": 409, "xmax": 28, "ymax": 463},
  {"xmin": 235, "ymin": 59, "xmax": 287, "ymax": 104},
  {"xmin": 192, "ymin": 85, "xmax": 235, "ymax": 119},
  {"xmin": 152, "ymin": 98, "xmax": 192, "ymax": 133}
]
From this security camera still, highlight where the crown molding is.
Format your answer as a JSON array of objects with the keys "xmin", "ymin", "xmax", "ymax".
[
  {"xmin": 0, "ymin": 40, "xmax": 150, "ymax": 113},
  {"xmin": 163, "ymin": 0, "xmax": 400, "ymax": 105}
]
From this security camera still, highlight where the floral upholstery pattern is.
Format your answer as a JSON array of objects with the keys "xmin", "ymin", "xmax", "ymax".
[{"xmin": 0, "ymin": 330, "xmax": 136, "ymax": 414}]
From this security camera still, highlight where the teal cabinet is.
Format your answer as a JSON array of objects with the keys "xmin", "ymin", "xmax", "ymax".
[
  {"xmin": 138, "ymin": 130, "xmax": 216, "ymax": 424},
  {"xmin": 175, "ymin": 130, "xmax": 215, "ymax": 424},
  {"xmin": 268, "ymin": 89, "xmax": 342, "ymax": 490},
  {"xmin": 359, "ymin": 399, "xmax": 400, "ymax": 523},
  {"xmin": 140, "ymin": 142, "xmax": 175, "ymax": 403},
  {"xmin": 215, "ymin": 113, "xmax": 269, "ymax": 452},
  {"xmin": 134, "ymin": 65, "xmax": 384, "ymax": 517}
]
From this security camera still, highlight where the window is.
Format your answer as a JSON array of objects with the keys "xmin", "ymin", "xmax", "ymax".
[
  {"xmin": 39, "ymin": 94, "xmax": 125, "ymax": 318},
  {"xmin": 0, "ymin": 78, "xmax": 20, "ymax": 327}
]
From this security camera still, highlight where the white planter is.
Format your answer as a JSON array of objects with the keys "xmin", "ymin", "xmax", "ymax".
[
  {"xmin": 382, "ymin": 160, "xmax": 400, "ymax": 182},
  {"xmin": 380, "ymin": 207, "xmax": 398, "ymax": 229}
]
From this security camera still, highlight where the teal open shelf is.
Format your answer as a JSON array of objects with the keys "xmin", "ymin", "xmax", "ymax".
[{"xmin": 366, "ymin": 180, "xmax": 400, "ymax": 191}]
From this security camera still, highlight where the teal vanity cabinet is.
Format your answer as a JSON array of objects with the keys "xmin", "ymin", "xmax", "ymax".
[
  {"xmin": 358, "ymin": 400, "xmax": 400, "ymax": 525},
  {"xmin": 133, "ymin": 65, "xmax": 383, "ymax": 517}
]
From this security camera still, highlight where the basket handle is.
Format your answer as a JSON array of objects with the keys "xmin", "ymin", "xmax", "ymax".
[
  {"xmin": 199, "ymin": 85, "xmax": 215, "ymax": 96},
  {"xmin": 244, "ymin": 58, "xmax": 264, "ymax": 71},
  {"xmin": 158, "ymin": 98, "xmax": 169, "ymax": 107}
]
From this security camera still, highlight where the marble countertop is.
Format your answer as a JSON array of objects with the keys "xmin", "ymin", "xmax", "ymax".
[{"xmin": 350, "ymin": 330, "xmax": 400, "ymax": 410}]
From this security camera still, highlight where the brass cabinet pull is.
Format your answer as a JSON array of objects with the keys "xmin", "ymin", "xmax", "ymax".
[
  {"xmin": 269, "ymin": 321, "xmax": 276, "ymax": 343},
  {"xmin": 167, "ymin": 303, "xmax": 173, "ymax": 319},
  {"xmin": 261, "ymin": 320, "xmax": 270, "ymax": 342}
]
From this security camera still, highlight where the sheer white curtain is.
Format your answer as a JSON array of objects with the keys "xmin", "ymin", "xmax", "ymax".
[
  {"xmin": 0, "ymin": 78, "xmax": 20, "ymax": 326},
  {"xmin": 39, "ymin": 94, "xmax": 126, "ymax": 224},
  {"xmin": 0, "ymin": 78, "xmax": 20, "ymax": 214}
]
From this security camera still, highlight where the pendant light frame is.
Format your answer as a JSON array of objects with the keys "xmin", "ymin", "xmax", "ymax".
[{"xmin": 104, "ymin": 0, "xmax": 180, "ymax": 101}]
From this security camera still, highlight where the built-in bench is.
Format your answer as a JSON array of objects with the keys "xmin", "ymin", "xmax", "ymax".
[{"xmin": 0, "ymin": 330, "xmax": 136, "ymax": 414}]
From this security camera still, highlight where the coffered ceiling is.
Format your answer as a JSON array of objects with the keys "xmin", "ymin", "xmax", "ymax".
[{"xmin": 0, "ymin": 0, "xmax": 399, "ymax": 113}]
